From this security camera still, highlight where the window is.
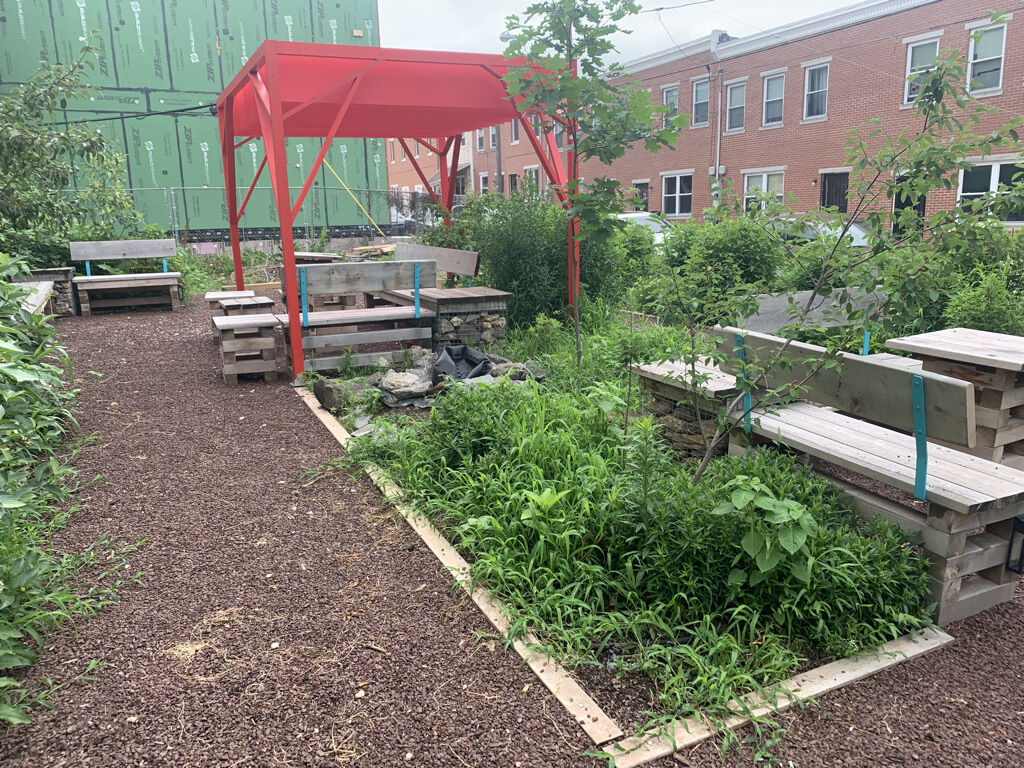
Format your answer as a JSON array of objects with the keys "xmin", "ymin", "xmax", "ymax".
[
  {"xmin": 803, "ymin": 65, "xmax": 828, "ymax": 119},
  {"xmin": 525, "ymin": 166, "xmax": 540, "ymax": 186},
  {"xmin": 820, "ymin": 172, "xmax": 849, "ymax": 212},
  {"xmin": 476, "ymin": 129, "xmax": 485, "ymax": 152},
  {"xmin": 461, "ymin": 133, "xmax": 467, "ymax": 146},
  {"xmin": 532, "ymin": 114, "xmax": 541, "ymax": 137},
  {"xmin": 401, "ymin": 143, "xmax": 407, "ymax": 160},
  {"xmin": 632, "ymin": 182, "xmax": 649, "ymax": 211},
  {"xmin": 968, "ymin": 24, "xmax": 1005, "ymax": 92},
  {"xmin": 726, "ymin": 83, "xmax": 745, "ymax": 131},
  {"xmin": 389, "ymin": 139, "xmax": 395, "ymax": 163},
  {"xmin": 414, "ymin": 142, "xmax": 420, "ymax": 158},
  {"xmin": 905, "ymin": 39, "xmax": 938, "ymax": 102},
  {"xmin": 415, "ymin": 184, "xmax": 424, "ymax": 193},
  {"xmin": 662, "ymin": 173, "xmax": 693, "ymax": 216},
  {"xmin": 744, "ymin": 171, "xmax": 784, "ymax": 210},
  {"xmin": 662, "ymin": 85, "xmax": 679, "ymax": 117},
  {"xmin": 554, "ymin": 123, "xmax": 564, "ymax": 149},
  {"xmin": 489, "ymin": 125, "xmax": 498, "ymax": 149},
  {"xmin": 509, "ymin": 173, "xmax": 518, "ymax": 192},
  {"xmin": 893, "ymin": 174, "xmax": 927, "ymax": 236},
  {"xmin": 762, "ymin": 74, "xmax": 784, "ymax": 126},
  {"xmin": 510, "ymin": 120, "xmax": 519, "ymax": 144},
  {"xmin": 692, "ymin": 80, "xmax": 709, "ymax": 125},
  {"xmin": 479, "ymin": 173, "xmax": 489, "ymax": 194},
  {"xmin": 959, "ymin": 162, "xmax": 1024, "ymax": 221}
]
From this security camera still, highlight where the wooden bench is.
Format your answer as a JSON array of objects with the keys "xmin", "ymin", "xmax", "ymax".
[
  {"xmin": 284, "ymin": 260, "xmax": 437, "ymax": 374},
  {"xmin": 205, "ymin": 290, "xmax": 255, "ymax": 314},
  {"xmin": 212, "ymin": 314, "xmax": 279, "ymax": 385},
  {"xmin": 639, "ymin": 328, "xmax": 1024, "ymax": 625},
  {"xmin": 71, "ymin": 239, "xmax": 180, "ymax": 316}
]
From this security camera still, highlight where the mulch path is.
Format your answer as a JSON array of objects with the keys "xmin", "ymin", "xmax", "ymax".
[{"xmin": 1, "ymin": 297, "xmax": 1022, "ymax": 768}]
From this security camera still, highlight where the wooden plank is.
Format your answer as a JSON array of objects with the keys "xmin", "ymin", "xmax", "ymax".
[
  {"xmin": 18, "ymin": 281, "xmax": 54, "ymax": 314},
  {"xmin": 888, "ymin": 328, "xmax": 1024, "ymax": 372},
  {"xmin": 394, "ymin": 242, "xmax": 479, "ymax": 277},
  {"xmin": 302, "ymin": 260, "xmax": 437, "ymax": 295},
  {"xmin": 223, "ymin": 359, "xmax": 278, "ymax": 375},
  {"xmin": 292, "ymin": 387, "xmax": 624, "ymax": 745},
  {"xmin": 934, "ymin": 579, "xmax": 1017, "ymax": 626},
  {"xmin": 221, "ymin": 336, "xmax": 276, "ymax": 353},
  {"xmin": 921, "ymin": 358, "xmax": 1018, "ymax": 391},
  {"xmin": 608, "ymin": 628, "xmax": 952, "ymax": 768},
  {"xmin": 977, "ymin": 418, "xmax": 1024, "ymax": 447},
  {"xmin": 976, "ymin": 406, "xmax": 1012, "ymax": 429},
  {"xmin": 764, "ymin": 403, "xmax": 1024, "ymax": 514},
  {"xmin": 632, "ymin": 359, "xmax": 739, "ymax": 397},
  {"xmin": 205, "ymin": 290, "xmax": 254, "ymax": 303},
  {"xmin": 222, "ymin": 281, "xmax": 281, "ymax": 292},
  {"xmin": 73, "ymin": 275, "xmax": 181, "ymax": 289},
  {"xmin": 304, "ymin": 350, "xmax": 408, "ymax": 370},
  {"xmin": 213, "ymin": 313, "xmax": 280, "ymax": 331},
  {"xmin": 277, "ymin": 307, "xmax": 435, "ymax": 327},
  {"xmin": 980, "ymin": 387, "xmax": 1024, "ymax": 410},
  {"xmin": 714, "ymin": 326, "xmax": 976, "ymax": 448},
  {"xmin": 862, "ymin": 352, "xmax": 923, "ymax": 371},
  {"xmin": 70, "ymin": 238, "xmax": 176, "ymax": 261},
  {"xmin": 302, "ymin": 327, "xmax": 431, "ymax": 350},
  {"xmin": 743, "ymin": 287, "xmax": 885, "ymax": 334}
]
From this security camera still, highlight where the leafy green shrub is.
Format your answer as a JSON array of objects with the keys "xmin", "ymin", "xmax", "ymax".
[
  {"xmin": 665, "ymin": 217, "xmax": 780, "ymax": 285},
  {"xmin": 0, "ymin": 253, "xmax": 138, "ymax": 724},
  {"xmin": 350, "ymin": 383, "xmax": 930, "ymax": 735},
  {"xmin": 943, "ymin": 264, "xmax": 1023, "ymax": 335}
]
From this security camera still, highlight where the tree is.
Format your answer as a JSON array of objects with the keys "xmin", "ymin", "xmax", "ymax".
[
  {"xmin": 501, "ymin": 0, "xmax": 684, "ymax": 361},
  {"xmin": 0, "ymin": 38, "xmax": 140, "ymax": 267}
]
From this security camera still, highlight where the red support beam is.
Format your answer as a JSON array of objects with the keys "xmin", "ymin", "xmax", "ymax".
[
  {"xmin": 237, "ymin": 155, "xmax": 267, "ymax": 218},
  {"xmin": 251, "ymin": 61, "xmax": 306, "ymax": 382},
  {"xmin": 219, "ymin": 96, "xmax": 245, "ymax": 290},
  {"xmin": 233, "ymin": 135, "xmax": 257, "ymax": 150},
  {"xmin": 399, "ymin": 139, "xmax": 444, "ymax": 208},
  {"xmin": 413, "ymin": 137, "xmax": 444, "ymax": 155},
  {"xmin": 444, "ymin": 134, "xmax": 461, "ymax": 211}
]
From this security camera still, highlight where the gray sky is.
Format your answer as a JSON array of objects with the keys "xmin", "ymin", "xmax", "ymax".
[{"xmin": 377, "ymin": 0, "xmax": 863, "ymax": 64}]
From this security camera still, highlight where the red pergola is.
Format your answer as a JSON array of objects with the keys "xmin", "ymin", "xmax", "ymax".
[{"xmin": 217, "ymin": 40, "xmax": 576, "ymax": 381}]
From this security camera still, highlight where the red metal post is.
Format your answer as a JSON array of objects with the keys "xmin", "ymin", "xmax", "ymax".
[
  {"xmin": 219, "ymin": 96, "xmax": 245, "ymax": 290},
  {"xmin": 444, "ymin": 134, "xmax": 461, "ymax": 211},
  {"xmin": 399, "ymin": 139, "xmax": 444, "ymax": 208},
  {"xmin": 567, "ymin": 59, "xmax": 580, "ymax": 312},
  {"xmin": 252, "ymin": 59, "xmax": 306, "ymax": 382}
]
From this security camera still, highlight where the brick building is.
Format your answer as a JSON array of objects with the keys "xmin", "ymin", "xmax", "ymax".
[{"xmin": 388, "ymin": 0, "xmax": 1021, "ymax": 224}]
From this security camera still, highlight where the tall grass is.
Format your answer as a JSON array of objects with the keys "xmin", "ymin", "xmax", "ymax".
[{"xmin": 349, "ymin": 382, "xmax": 931, "ymax": 747}]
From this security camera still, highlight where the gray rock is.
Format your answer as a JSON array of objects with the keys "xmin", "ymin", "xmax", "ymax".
[
  {"xmin": 351, "ymin": 423, "xmax": 375, "ymax": 437},
  {"xmin": 313, "ymin": 378, "xmax": 365, "ymax": 411},
  {"xmin": 439, "ymin": 319, "xmax": 455, "ymax": 334},
  {"xmin": 407, "ymin": 345, "xmax": 430, "ymax": 363},
  {"xmin": 486, "ymin": 353, "xmax": 511, "ymax": 365},
  {"xmin": 450, "ymin": 316, "xmax": 463, "ymax": 327},
  {"xmin": 353, "ymin": 414, "xmax": 371, "ymax": 430},
  {"xmin": 373, "ymin": 356, "xmax": 392, "ymax": 369},
  {"xmin": 461, "ymin": 374, "xmax": 495, "ymax": 386},
  {"xmin": 365, "ymin": 371, "xmax": 384, "ymax": 387},
  {"xmin": 380, "ymin": 370, "xmax": 431, "ymax": 399}
]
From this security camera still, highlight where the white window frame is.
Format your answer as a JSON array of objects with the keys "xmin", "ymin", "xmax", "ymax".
[
  {"xmin": 476, "ymin": 129, "xmax": 484, "ymax": 152},
  {"xmin": 414, "ymin": 184, "xmax": 424, "ymax": 193},
  {"xmin": 802, "ymin": 63, "xmax": 828, "ymax": 121},
  {"xmin": 662, "ymin": 84, "xmax": 679, "ymax": 117},
  {"xmin": 510, "ymin": 120, "xmax": 519, "ymax": 145},
  {"xmin": 967, "ymin": 22, "xmax": 1006, "ymax": 94},
  {"xmin": 414, "ymin": 141, "xmax": 420, "ymax": 158},
  {"xmin": 660, "ymin": 169, "xmax": 694, "ymax": 217},
  {"xmin": 401, "ymin": 143, "xmax": 407, "ymax": 161},
  {"xmin": 479, "ymin": 172, "xmax": 489, "ymax": 193},
  {"xmin": 743, "ymin": 169, "xmax": 785, "ymax": 210},
  {"xmin": 691, "ymin": 78, "xmax": 709, "ymax": 127},
  {"xmin": 725, "ymin": 81, "xmax": 745, "ymax": 132},
  {"xmin": 489, "ymin": 125, "xmax": 498, "ymax": 149},
  {"xmin": 904, "ymin": 37, "xmax": 940, "ymax": 103},
  {"xmin": 524, "ymin": 164, "xmax": 540, "ymax": 186},
  {"xmin": 389, "ymin": 139, "xmax": 395, "ymax": 163},
  {"xmin": 762, "ymin": 73, "xmax": 784, "ymax": 127},
  {"xmin": 957, "ymin": 159, "xmax": 1024, "ymax": 222}
]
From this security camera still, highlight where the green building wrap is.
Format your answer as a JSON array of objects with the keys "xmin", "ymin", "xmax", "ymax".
[{"xmin": 0, "ymin": 0, "xmax": 382, "ymax": 238}]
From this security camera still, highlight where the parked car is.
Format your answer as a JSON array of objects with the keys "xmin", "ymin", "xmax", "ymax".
[
  {"xmin": 769, "ymin": 218, "xmax": 871, "ymax": 248},
  {"xmin": 616, "ymin": 211, "xmax": 672, "ymax": 244}
]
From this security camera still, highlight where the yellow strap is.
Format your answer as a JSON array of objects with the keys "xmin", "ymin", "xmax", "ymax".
[{"xmin": 322, "ymin": 158, "xmax": 388, "ymax": 240}]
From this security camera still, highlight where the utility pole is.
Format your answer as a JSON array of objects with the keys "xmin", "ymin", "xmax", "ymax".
[{"xmin": 495, "ymin": 124, "xmax": 503, "ymax": 194}]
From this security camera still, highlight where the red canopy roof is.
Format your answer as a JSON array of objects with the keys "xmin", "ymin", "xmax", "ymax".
[{"xmin": 218, "ymin": 40, "xmax": 525, "ymax": 139}]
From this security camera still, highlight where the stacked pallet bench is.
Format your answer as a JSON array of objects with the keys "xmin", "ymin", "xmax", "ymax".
[
  {"xmin": 886, "ymin": 328, "xmax": 1024, "ymax": 469},
  {"xmin": 205, "ymin": 290, "xmax": 255, "ymax": 339},
  {"xmin": 17, "ymin": 281, "xmax": 55, "ymax": 314},
  {"xmin": 371, "ymin": 243, "xmax": 511, "ymax": 350},
  {"xmin": 641, "ymin": 327, "xmax": 1024, "ymax": 625},
  {"xmin": 282, "ymin": 259, "xmax": 437, "ymax": 376},
  {"xmin": 291, "ymin": 252, "xmax": 357, "ymax": 310},
  {"xmin": 212, "ymin": 314, "xmax": 279, "ymax": 385},
  {"xmin": 71, "ymin": 239, "xmax": 180, "ymax": 316}
]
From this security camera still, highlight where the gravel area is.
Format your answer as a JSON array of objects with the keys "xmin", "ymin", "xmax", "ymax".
[{"xmin": 2, "ymin": 298, "xmax": 1021, "ymax": 768}]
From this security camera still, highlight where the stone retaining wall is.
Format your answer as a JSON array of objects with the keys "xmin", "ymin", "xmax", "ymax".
[{"xmin": 15, "ymin": 267, "xmax": 76, "ymax": 315}]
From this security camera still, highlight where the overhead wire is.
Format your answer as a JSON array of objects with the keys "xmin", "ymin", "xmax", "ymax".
[{"xmin": 46, "ymin": 102, "xmax": 215, "ymax": 128}]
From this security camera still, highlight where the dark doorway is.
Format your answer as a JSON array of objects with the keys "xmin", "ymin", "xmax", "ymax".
[{"xmin": 820, "ymin": 172, "xmax": 849, "ymax": 212}]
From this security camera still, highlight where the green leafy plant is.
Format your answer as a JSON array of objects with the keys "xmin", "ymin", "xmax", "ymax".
[{"xmin": 942, "ymin": 263, "xmax": 1023, "ymax": 334}]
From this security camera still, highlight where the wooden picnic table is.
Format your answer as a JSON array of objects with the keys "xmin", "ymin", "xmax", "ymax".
[{"xmin": 886, "ymin": 327, "xmax": 1024, "ymax": 466}]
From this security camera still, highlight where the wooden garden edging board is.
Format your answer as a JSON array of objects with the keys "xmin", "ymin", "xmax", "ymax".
[{"xmin": 293, "ymin": 386, "xmax": 956, "ymax": 765}]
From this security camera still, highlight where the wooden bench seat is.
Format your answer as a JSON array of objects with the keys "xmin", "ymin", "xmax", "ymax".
[
  {"xmin": 71, "ymin": 239, "xmax": 180, "ymax": 316},
  {"xmin": 636, "ymin": 328, "xmax": 1023, "ymax": 625}
]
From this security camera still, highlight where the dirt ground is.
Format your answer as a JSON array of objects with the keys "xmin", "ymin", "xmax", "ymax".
[{"xmin": 1, "ymin": 298, "xmax": 1021, "ymax": 767}]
